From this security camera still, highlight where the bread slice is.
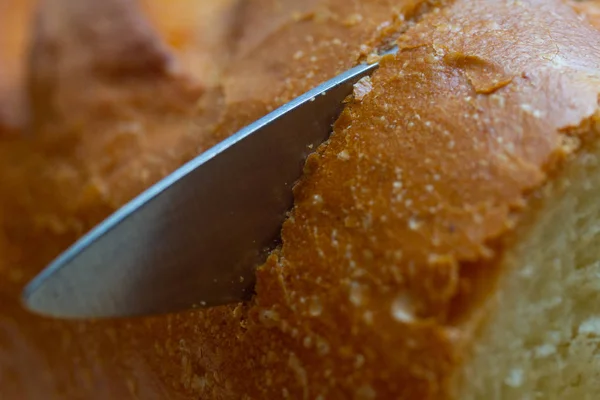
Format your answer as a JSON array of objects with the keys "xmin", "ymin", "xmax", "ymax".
[
  {"xmin": 1, "ymin": 0, "xmax": 600, "ymax": 399},
  {"xmin": 461, "ymin": 124, "xmax": 600, "ymax": 398}
]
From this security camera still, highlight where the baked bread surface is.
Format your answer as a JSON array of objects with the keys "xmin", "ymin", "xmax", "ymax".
[{"xmin": 1, "ymin": 0, "xmax": 600, "ymax": 399}]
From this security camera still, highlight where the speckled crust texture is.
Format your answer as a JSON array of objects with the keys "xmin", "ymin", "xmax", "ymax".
[
  {"xmin": 1, "ymin": 0, "xmax": 600, "ymax": 399},
  {"xmin": 0, "ymin": 0, "xmax": 445, "ymax": 398},
  {"xmin": 246, "ymin": 0, "xmax": 600, "ymax": 398}
]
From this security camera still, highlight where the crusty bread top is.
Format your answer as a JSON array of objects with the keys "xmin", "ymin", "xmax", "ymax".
[
  {"xmin": 0, "ymin": 0, "xmax": 437, "ymax": 398},
  {"xmin": 237, "ymin": 1, "xmax": 600, "ymax": 398},
  {"xmin": 1, "ymin": 0, "xmax": 600, "ymax": 399},
  {"xmin": 148, "ymin": 0, "xmax": 600, "ymax": 398}
]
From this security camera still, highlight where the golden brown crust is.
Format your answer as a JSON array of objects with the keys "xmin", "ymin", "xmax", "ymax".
[
  {"xmin": 570, "ymin": 0, "xmax": 600, "ymax": 29},
  {"xmin": 212, "ymin": 0, "xmax": 436, "ymax": 140},
  {"xmin": 2, "ymin": 0, "xmax": 600, "ymax": 399},
  {"xmin": 0, "ymin": 0, "xmax": 434, "ymax": 398},
  {"xmin": 244, "ymin": 1, "xmax": 600, "ymax": 397}
]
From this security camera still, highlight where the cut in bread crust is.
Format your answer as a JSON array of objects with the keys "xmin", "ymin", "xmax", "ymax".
[{"xmin": 0, "ymin": 0, "xmax": 600, "ymax": 399}]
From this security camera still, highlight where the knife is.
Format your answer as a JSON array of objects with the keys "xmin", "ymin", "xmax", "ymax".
[{"xmin": 23, "ymin": 49, "xmax": 394, "ymax": 319}]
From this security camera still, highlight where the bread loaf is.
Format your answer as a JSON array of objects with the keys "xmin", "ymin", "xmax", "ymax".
[{"xmin": 1, "ymin": 0, "xmax": 600, "ymax": 399}]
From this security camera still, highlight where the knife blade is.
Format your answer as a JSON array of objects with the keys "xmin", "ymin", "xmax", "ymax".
[{"xmin": 22, "ymin": 51, "xmax": 392, "ymax": 319}]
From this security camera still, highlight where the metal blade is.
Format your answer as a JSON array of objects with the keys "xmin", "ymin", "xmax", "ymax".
[{"xmin": 22, "ymin": 60, "xmax": 381, "ymax": 319}]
